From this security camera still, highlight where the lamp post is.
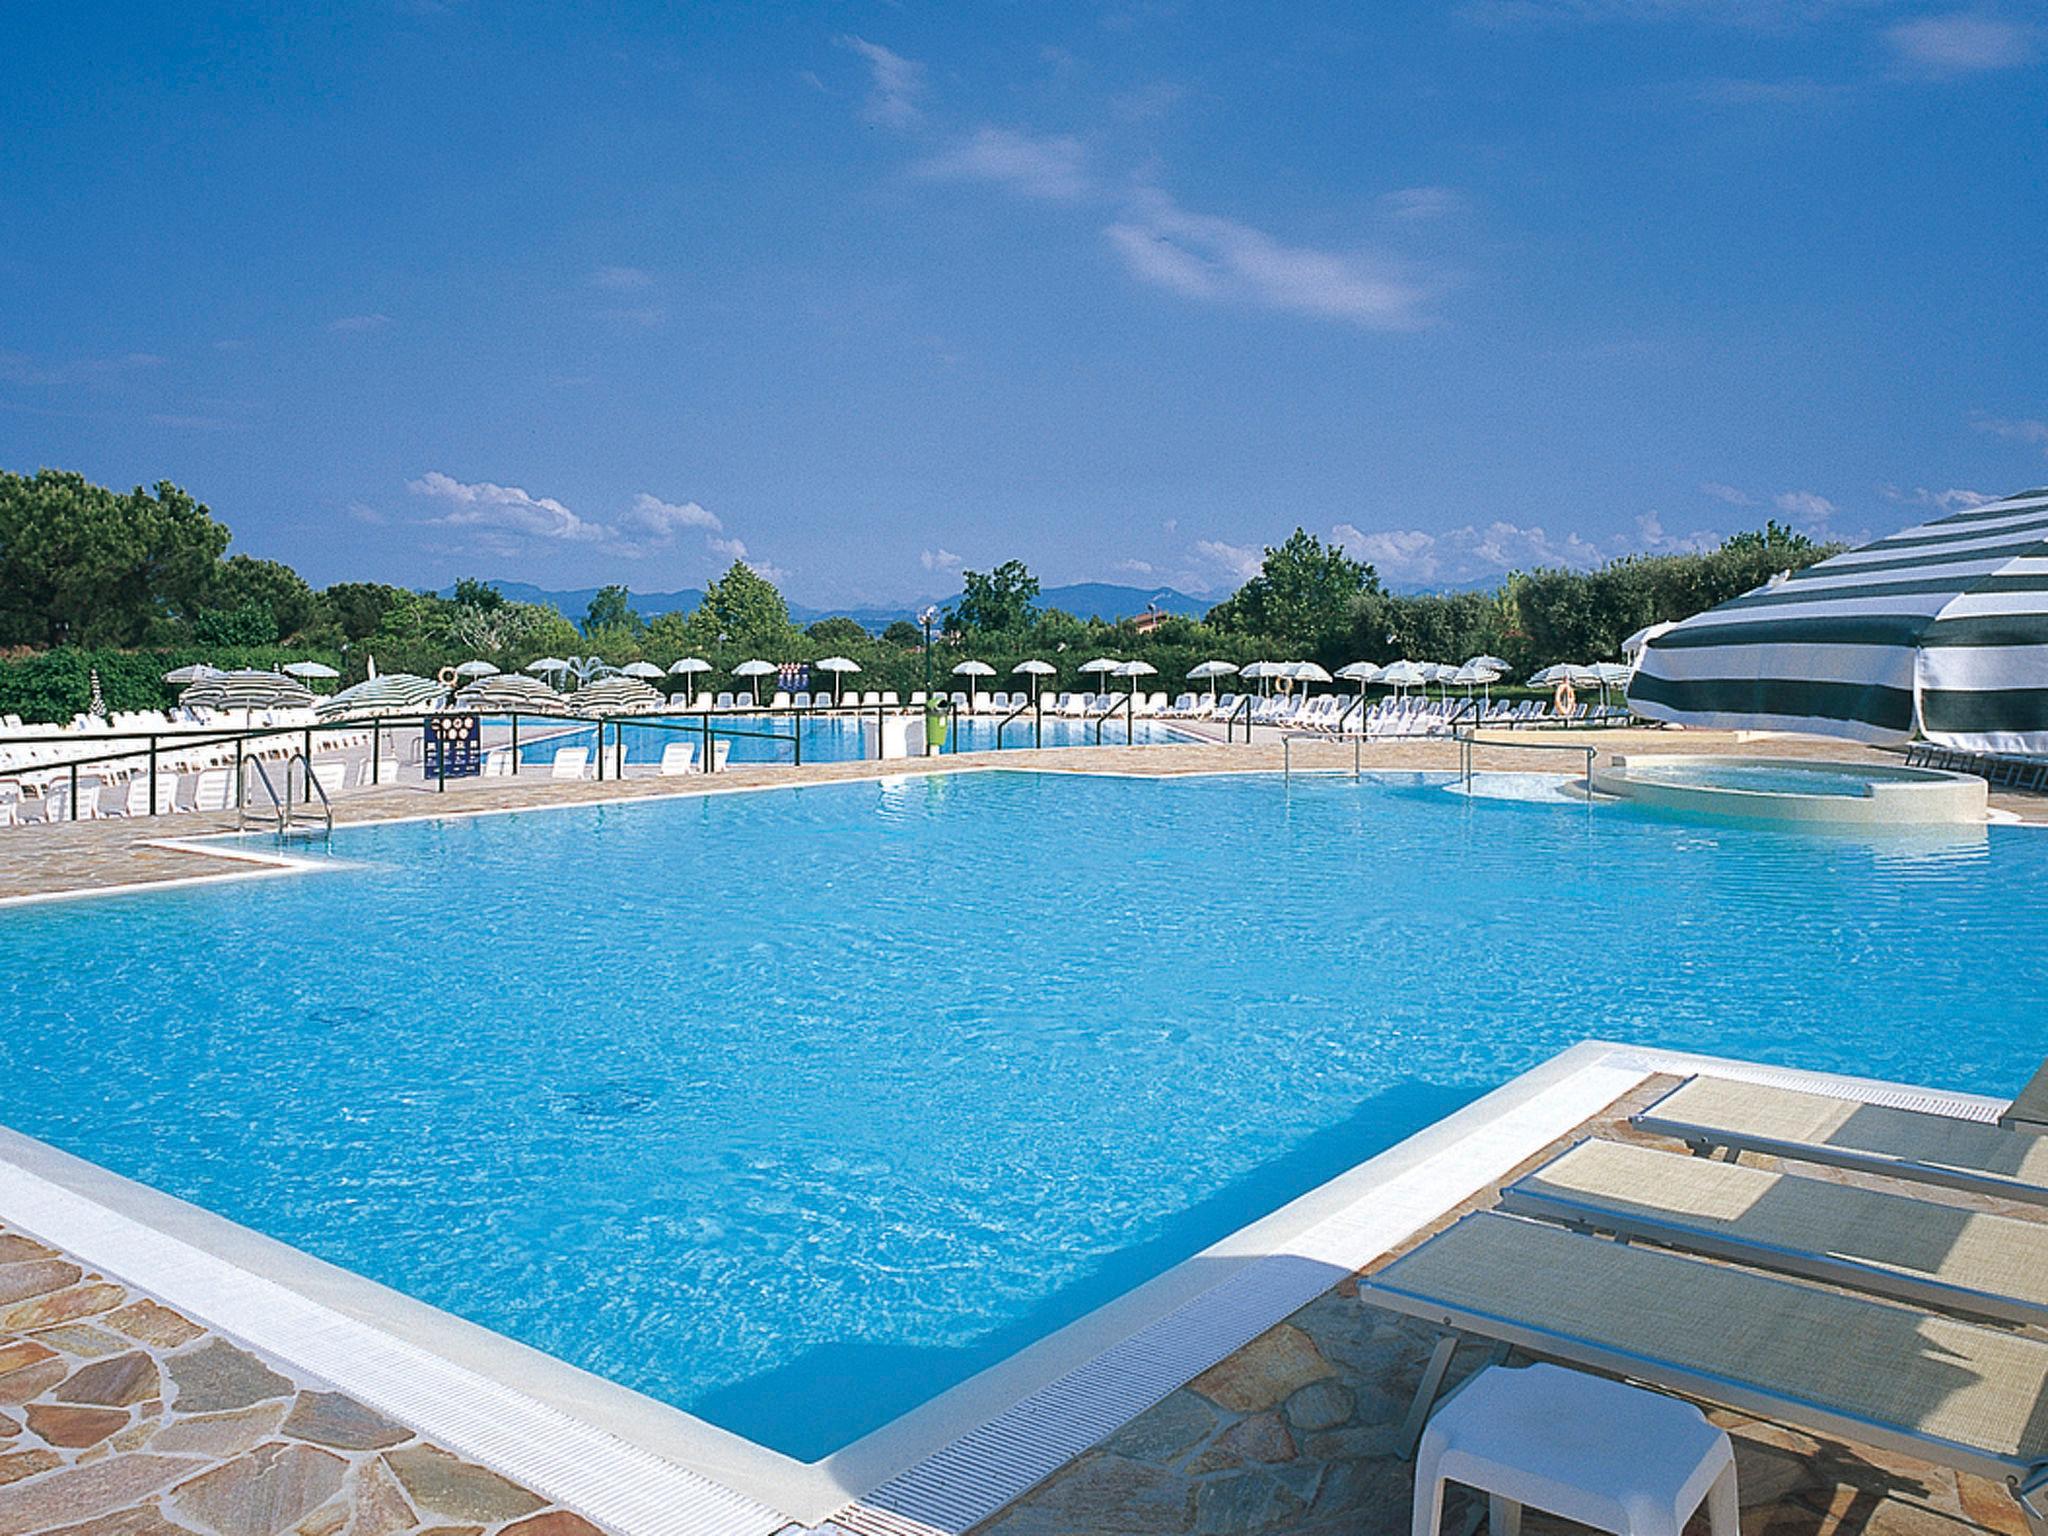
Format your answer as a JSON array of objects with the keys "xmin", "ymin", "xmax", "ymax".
[{"xmin": 919, "ymin": 606, "xmax": 938, "ymax": 695}]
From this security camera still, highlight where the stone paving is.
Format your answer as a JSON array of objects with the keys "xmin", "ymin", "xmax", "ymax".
[
  {"xmin": 0, "ymin": 1221, "xmax": 601, "ymax": 1536},
  {"xmin": 965, "ymin": 1076, "xmax": 2037, "ymax": 1536}
]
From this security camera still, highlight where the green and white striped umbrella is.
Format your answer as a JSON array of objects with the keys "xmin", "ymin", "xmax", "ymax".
[
  {"xmin": 573, "ymin": 675, "xmax": 666, "ymax": 715},
  {"xmin": 316, "ymin": 673, "xmax": 448, "ymax": 720},
  {"xmin": 1630, "ymin": 486, "xmax": 2048, "ymax": 751},
  {"xmin": 453, "ymin": 674, "xmax": 569, "ymax": 713},
  {"xmin": 182, "ymin": 671, "xmax": 317, "ymax": 712}
]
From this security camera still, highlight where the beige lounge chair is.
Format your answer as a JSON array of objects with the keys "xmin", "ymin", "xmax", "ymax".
[
  {"xmin": 1362, "ymin": 1212, "xmax": 2048, "ymax": 1533},
  {"xmin": 1501, "ymin": 1138, "xmax": 2048, "ymax": 1328},
  {"xmin": 1633, "ymin": 1076, "xmax": 2048, "ymax": 1207}
]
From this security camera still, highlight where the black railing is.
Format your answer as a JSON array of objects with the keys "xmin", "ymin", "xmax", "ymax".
[{"xmin": 1225, "ymin": 694, "xmax": 1254, "ymax": 744}]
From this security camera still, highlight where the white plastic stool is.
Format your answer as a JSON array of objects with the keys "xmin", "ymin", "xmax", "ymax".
[{"xmin": 1413, "ymin": 1363, "xmax": 1738, "ymax": 1536}]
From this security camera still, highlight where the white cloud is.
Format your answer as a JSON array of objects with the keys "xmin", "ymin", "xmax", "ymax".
[
  {"xmin": 1880, "ymin": 484, "xmax": 1999, "ymax": 510},
  {"xmin": 1885, "ymin": 14, "xmax": 2036, "ymax": 74},
  {"xmin": 408, "ymin": 472, "xmax": 608, "ymax": 542},
  {"xmin": 591, "ymin": 265, "xmax": 654, "ymax": 291},
  {"xmin": 1699, "ymin": 481, "xmax": 1756, "ymax": 505},
  {"xmin": 328, "ymin": 313, "xmax": 392, "ymax": 333},
  {"xmin": 917, "ymin": 128, "xmax": 1091, "ymax": 200},
  {"xmin": 1773, "ymin": 489, "xmax": 1836, "ymax": 524},
  {"xmin": 623, "ymin": 493, "xmax": 721, "ymax": 535},
  {"xmin": 1113, "ymin": 557, "xmax": 1157, "ymax": 575},
  {"xmin": 1331, "ymin": 517, "xmax": 1679, "ymax": 584},
  {"xmin": 1192, "ymin": 539, "xmax": 1265, "ymax": 581},
  {"xmin": 920, "ymin": 548, "xmax": 963, "ymax": 572},
  {"xmin": 409, "ymin": 474, "xmax": 736, "ymax": 561},
  {"xmin": 1106, "ymin": 190, "xmax": 1435, "ymax": 329},
  {"xmin": 1977, "ymin": 416, "xmax": 2048, "ymax": 454},
  {"xmin": 1634, "ymin": 511, "xmax": 1722, "ymax": 554},
  {"xmin": 839, "ymin": 36, "xmax": 925, "ymax": 129},
  {"xmin": 1377, "ymin": 187, "xmax": 1466, "ymax": 221}
]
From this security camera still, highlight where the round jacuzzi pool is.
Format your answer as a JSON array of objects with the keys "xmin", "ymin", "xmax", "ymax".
[{"xmin": 1589, "ymin": 753, "xmax": 1988, "ymax": 824}]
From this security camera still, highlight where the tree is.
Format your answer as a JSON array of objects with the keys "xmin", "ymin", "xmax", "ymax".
[
  {"xmin": 321, "ymin": 582, "xmax": 409, "ymax": 642},
  {"xmin": 196, "ymin": 554, "xmax": 321, "ymax": 642},
  {"xmin": 0, "ymin": 470, "xmax": 228, "ymax": 646},
  {"xmin": 451, "ymin": 577, "xmax": 505, "ymax": 611},
  {"xmin": 880, "ymin": 618, "xmax": 923, "ymax": 648},
  {"xmin": 807, "ymin": 616, "xmax": 869, "ymax": 645},
  {"xmin": 950, "ymin": 560, "xmax": 1041, "ymax": 636},
  {"xmin": 583, "ymin": 584, "xmax": 639, "ymax": 633},
  {"xmin": 1207, "ymin": 529, "xmax": 1380, "ymax": 652},
  {"xmin": 684, "ymin": 562, "xmax": 797, "ymax": 653}
]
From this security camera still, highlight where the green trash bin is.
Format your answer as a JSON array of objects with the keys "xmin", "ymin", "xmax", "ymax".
[{"xmin": 924, "ymin": 702, "xmax": 950, "ymax": 752}]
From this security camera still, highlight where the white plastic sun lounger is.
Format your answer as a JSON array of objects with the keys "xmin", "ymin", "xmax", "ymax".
[
  {"xmin": 658, "ymin": 741, "xmax": 699, "ymax": 775},
  {"xmin": 1363, "ymin": 1212, "xmax": 2048, "ymax": 1533},
  {"xmin": 1633, "ymin": 1076, "xmax": 2048, "ymax": 1207},
  {"xmin": 1500, "ymin": 1138, "xmax": 2048, "ymax": 1329},
  {"xmin": 549, "ymin": 746, "xmax": 589, "ymax": 780}
]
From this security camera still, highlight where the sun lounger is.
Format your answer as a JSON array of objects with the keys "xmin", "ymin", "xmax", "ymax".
[
  {"xmin": 193, "ymin": 769, "xmax": 231, "ymax": 812},
  {"xmin": 1634, "ymin": 1076, "xmax": 2048, "ymax": 1207},
  {"xmin": 549, "ymin": 746, "xmax": 589, "ymax": 780},
  {"xmin": 658, "ymin": 741, "xmax": 699, "ymax": 776},
  {"xmin": 1363, "ymin": 1211, "xmax": 2048, "ymax": 1532},
  {"xmin": 2001, "ymin": 1061, "xmax": 2048, "ymax": 1136},
  {"xmin": 1501, "ymin": 1138, "xmax": 2048, "ymax": 1328}
]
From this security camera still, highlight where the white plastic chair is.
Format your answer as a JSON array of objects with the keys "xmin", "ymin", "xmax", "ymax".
[{"xmin": 550, "ymin": 747, "xmax": 590, "ymax": 780}]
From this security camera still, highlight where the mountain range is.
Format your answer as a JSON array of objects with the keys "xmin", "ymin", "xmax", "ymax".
[{"xmin": 451, "ymin": 580, "xmax": 1217, "ymax": 631}]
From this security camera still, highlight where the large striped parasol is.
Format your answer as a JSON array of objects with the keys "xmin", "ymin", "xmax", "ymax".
[
  {"xmin": 454, "ymin": 674, "xmax": 569, "ymax": 714},
  {"xmin": 181, "ymin": 671, "xmax": 317, "ymax": 712},
  {"xmin": 1630, "ymin": 486, "xmax": 2048, "ymax": 751},
  {"xmin": 315, "ymin": 673, "xmax": 448, "ymax": 720},
  {"xmin": 572, "ymin": 675, "xmax": 666, "ymax": 715}
]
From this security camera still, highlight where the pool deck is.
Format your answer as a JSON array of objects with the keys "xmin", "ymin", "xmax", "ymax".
[
  {"xmin": 0, "ymin": 732, "xmax": 2041, "ymax": 1535},
  {"xmin": 0, "ymin": 726, "xmax": 2037, "ymax": 905}
]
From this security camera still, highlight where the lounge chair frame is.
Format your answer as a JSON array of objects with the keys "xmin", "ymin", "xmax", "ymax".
[{"xmin": 1632, "ymin": 1077, "xmax": 2048, "ymax": 1208}]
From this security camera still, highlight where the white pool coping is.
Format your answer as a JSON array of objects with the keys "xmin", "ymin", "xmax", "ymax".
[{"xmin": 0, "ymin": 1038, "xmax": 2009, "ymax": 1536}]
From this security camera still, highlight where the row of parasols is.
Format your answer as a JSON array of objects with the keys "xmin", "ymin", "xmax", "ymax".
[{"xmin": 160, "ymin": 651, "xmax": 1641, "ymax": 723}]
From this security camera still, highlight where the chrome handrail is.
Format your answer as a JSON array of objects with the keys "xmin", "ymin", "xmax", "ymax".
[
  {"xmin": 1282, "ymin": 731, "xmax": 1362, "ymax": 781},
  {"xmin": 1451, "ymin": 728, "xmax": 1599, "ymax": 798},
  {"xmin": 290, "ymin": 753, "xmax": 335, "ymax": 838}
]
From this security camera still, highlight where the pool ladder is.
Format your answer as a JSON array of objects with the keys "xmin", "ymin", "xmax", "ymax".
[{"xmin": 237, "ymin": 753, "xmax": 334, "ymax": 843}]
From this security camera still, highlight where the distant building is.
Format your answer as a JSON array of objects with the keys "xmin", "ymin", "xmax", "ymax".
[{"xmin": 1132, "ymin": 605, "xmax": 1170, "ymax": 636}]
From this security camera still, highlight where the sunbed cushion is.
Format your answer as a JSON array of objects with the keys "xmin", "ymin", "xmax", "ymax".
[
  {"xmin": 1638, "ymin": 1077, "xmax": 2048, "ymax": 1191},
  {"xmin": 1368, "ymin": 1212, "xmax": 2048, "ymax": 1463},
  {"xmin": 1508, "ymin": 1139, "xmax": 2048, "ymax": 1315}
]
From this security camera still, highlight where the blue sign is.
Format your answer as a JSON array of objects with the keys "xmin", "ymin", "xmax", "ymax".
[{"xmin": 423, "ymin": 714, "xmax": 482, "ymax": 779}]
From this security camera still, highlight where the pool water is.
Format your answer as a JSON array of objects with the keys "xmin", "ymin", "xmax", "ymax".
[
  {"xmin": 1623, "ymin": 761, "xmax": 1916, "ymax": 797},
  {"xmin": 511, "ymin": 712, "xmax": 1190, "ymax": 768},
  {"xmin": 2, "ymin": 771, "xmax": 2044, "ymax": 1459}
]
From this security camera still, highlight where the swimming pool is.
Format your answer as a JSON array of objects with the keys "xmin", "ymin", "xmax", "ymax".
[
  {"xmin": 1, "ymin": 770, "xmax": 2042, "ymax": 1463},
  {"xmin": 510, "ymin": 711, "xmax": 1192, "ymax": 767}
]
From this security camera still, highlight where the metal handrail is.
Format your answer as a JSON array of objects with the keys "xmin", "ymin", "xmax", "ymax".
[
  {"xmin": 1224, "ymin": 693, "xmax": 1254, "ymax": 744},
  {"xmin": 1451, "ymin": 727, "xmax": 1599, "ymax": 797},
  {"xmin": 1282, "ymin": 731, "xmax": 1362, "ymax": 781},
  {"xmin": 994, "ymin": 696, "xmax": 1042, "ymax": 750},
  {"xmin": 237, "ymin": 755, "xmax": 288, "ymax": 833},
  {"xmin": 1090, "ymin": 692, "xmax": 1136, "ymax": 747},
  {"xmin": 288, "ymin": 752, "xmax": 335, "ymax": 837}
]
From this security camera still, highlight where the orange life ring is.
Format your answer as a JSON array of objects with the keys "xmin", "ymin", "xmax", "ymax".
[
  {"xmin": 1553, "ymin": 680, "xmax": 1577, "ymax": 716},
  {"xmin": 437, "ymin": 665, "xmax": 459, "ymax": 687}
]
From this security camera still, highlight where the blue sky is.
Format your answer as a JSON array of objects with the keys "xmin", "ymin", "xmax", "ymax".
[{"xmin": 2, "ymin": 2, "xmax": 2044, "ymax": 606}]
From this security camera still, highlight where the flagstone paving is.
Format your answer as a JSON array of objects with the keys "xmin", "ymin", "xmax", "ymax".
[{"xmin": 0, "ymin": 1224, "xmax": 602, "ymax": 1536}]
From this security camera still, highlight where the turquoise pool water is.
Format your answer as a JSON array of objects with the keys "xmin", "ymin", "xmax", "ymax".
[
  {"xmin": 1623, "ymin": 761, "xmax": 1921, "ymax": 797},
  {"xmin": 511, "ymin": 712, "xmax": 1190, "ymax": 767},
  {"xmin": 1, "ymin": 771, "xmax": 2043, "ymax": 1460}
]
